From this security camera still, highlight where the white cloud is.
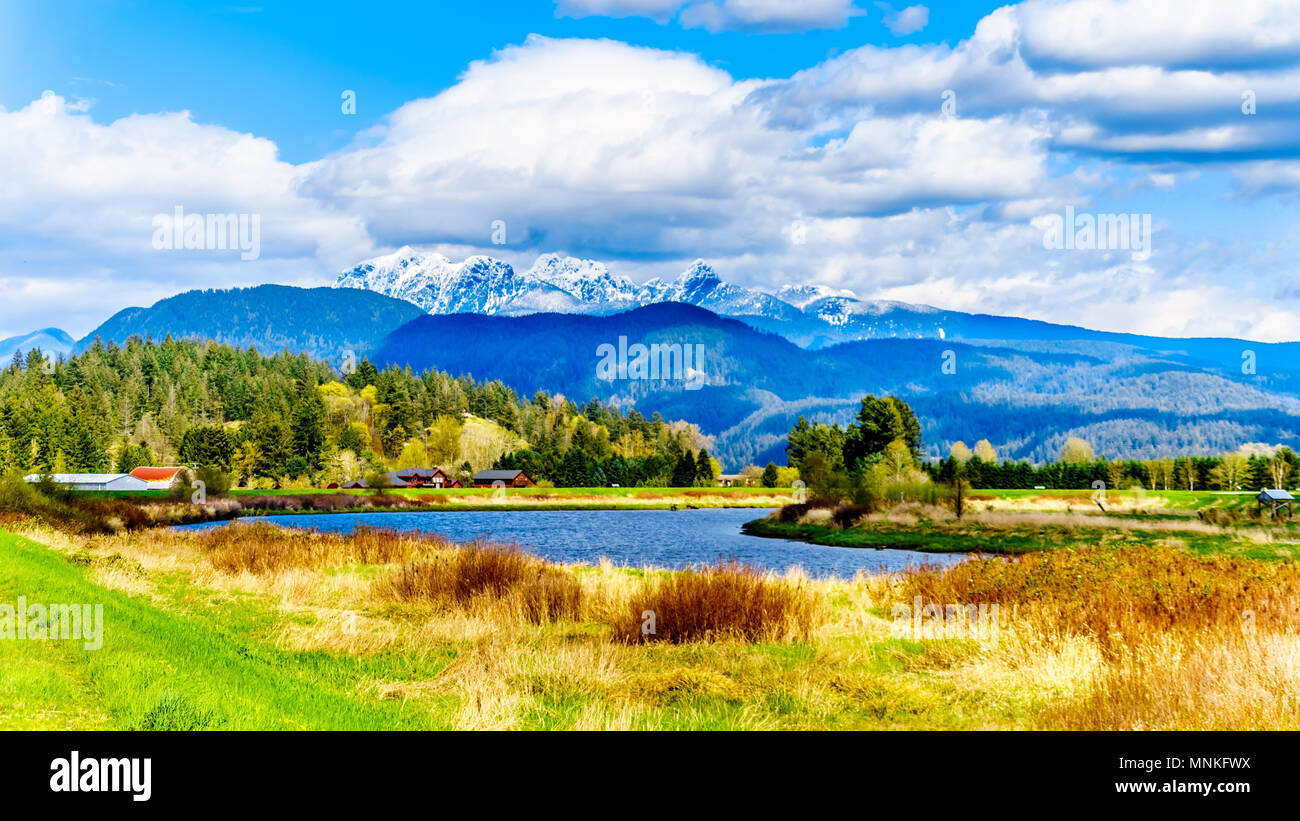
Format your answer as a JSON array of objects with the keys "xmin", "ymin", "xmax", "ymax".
[
  {"xmin": 1015, "ymin": 0, "xmax": 1300, "ymax": 69},
  {"xmin": 876, "ymin": 3, "xmax": 928, "ymax": 36},
  {"xmin": 0, "ymin": 92, "xmax": 373, "ymax": 338},
  {"xmin": 304, "ymin": 36, "xmax": 1050, "ymax": 256}
]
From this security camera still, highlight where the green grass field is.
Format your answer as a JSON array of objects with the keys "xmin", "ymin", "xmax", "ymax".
[
  {"xmin": 0, "ymin": 529, "xmax": 459, "ymax": 729},
  {"xmin": 745, "ymin": 489, "xmax": 1300, "ymax": 560}
]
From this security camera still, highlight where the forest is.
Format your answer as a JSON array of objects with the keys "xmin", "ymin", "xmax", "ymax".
[{"xmin": 0, "ymin": 338, "xmax": 717, "ymax": 489}]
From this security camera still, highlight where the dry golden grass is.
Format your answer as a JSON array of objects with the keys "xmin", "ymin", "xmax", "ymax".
[
  {"xmin": 610, "ymin": 562, "xmax": 823, "ymax": 644},
  {"xmin": 18, "ymin": 512, "xmax": 1300, "ymax": 729},
  {"xmin": 889, "ymin": 543, "xmax": 1300, "ymax": 650},
  {"xmin": 198, "ymin": 522, "xmax": 446, "ymax": 573},
  {"xmin": 374, "ymin": 542, "xmax": 586, "ymax": 624}
]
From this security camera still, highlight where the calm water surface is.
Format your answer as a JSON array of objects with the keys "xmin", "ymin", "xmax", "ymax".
[{"xmin": 178, "ymin": 508, "xmax": 965, "ymax": 579}]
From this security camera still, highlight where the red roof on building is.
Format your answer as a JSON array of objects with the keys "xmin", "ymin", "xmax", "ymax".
[{"xmin": 129, "ymin": 466, "xmax": 186, "ymax": 482}]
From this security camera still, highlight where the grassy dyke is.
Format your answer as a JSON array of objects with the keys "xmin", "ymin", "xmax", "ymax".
[{"xmin": 0, "ymin": 528, "xmax": 454, "ymax": 730}]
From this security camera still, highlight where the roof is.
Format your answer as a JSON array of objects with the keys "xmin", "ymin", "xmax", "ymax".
[
  {"xmin": 24, "ymin": 473, "xmax": 151, "ymax": 489},
  {"xmin": 130, "ymin": 466, "xmax": 188, "ymax": 482},
  {"xmin": 473, "ymin": 469, "xmax": 526, "ymax": 481},
  {"xmin": 1259, "ymin": 488, "xmax": 1294, "ymax": 501},
  {"xmin": 394, "ymin": 467, "xmax": 446, "ymax": 478}
]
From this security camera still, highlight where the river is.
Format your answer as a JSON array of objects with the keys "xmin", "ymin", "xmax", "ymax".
[{"xmin": 177, "ymin": 508, "xmax": 965, "ymax": 579}]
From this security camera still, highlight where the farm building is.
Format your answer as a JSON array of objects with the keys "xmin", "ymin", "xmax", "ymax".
[
  {"xmin": 716, "ymin": 474, "xmax": 746, "ymax": 487},
  {"xmin": 23, "ymin": 473, "xmax": 151, "ymax": 491},
  {"xmin": 340, "ymin": 468, "xmax": 463, "ymax": 490},
  {"xmin": 471, "ymin": 469, "xmax": 534, "ymax": 488},
  {"xmin": 129, "ymin": 466, "xmax": 193, "ymax": 490},
  {"xmin": 386, "ymin": 467, "xmax": 462, "ymax": 488},
  {"xmin": 1258, "ymin": 488, "xmax": 1294, "ymax": 516}
]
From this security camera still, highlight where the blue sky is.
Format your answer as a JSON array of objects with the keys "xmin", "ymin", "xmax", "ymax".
[
  {"xmin": 2, "ymin": 0, "xmax": 1300, "ymax": 342},
  {"xmin": 2, "ymin": 0, "xmax": 999, "ymax": 162}
]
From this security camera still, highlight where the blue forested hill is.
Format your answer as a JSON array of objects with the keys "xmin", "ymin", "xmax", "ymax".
[
  {"xmin": 373, "ymin": 302, "xmax": 1300, "ymax": 469},
  {"xmin": 64, "ymin": 284, "xmax": 1300, "ymax": 470},
  {"xmin": 76, "ymin": 285, "xmax": 426, "ymax": 363},
  {"xmin": 0, "ymin": 327, "xmax": 75, "ymax": 362}
]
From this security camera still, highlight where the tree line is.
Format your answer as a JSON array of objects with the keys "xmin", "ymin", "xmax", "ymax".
[
  {"xmin": 778, "ymin": 399, "xmax": 1298, "ymax": 495},
  {"xmin": 0, "ymin": 338, "xmax": 717, "ymax": 488}
]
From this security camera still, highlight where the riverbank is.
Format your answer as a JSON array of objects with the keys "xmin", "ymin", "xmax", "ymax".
[{"xmin": 744, "ymin": 496, "xmax": 1300, "ymax": 561}]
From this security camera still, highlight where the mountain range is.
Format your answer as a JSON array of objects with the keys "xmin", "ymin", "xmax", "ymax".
[
  {"xmin": 369, "ymin": 303, "xmax": 1300, "ymax": 469},
  {"xmin": 337, "ymin": 248, "xmax": 1266, "ymax": 353},
  {"xmin": 8, "ymin": 248, "xmax": 1298, "ymax": 469},
  {"xmin": 336, "ymin": 248, "xmax": 912, "ymax": 344}
]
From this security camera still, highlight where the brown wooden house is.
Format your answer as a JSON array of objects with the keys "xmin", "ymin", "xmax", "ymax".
[{"xmin": 471, "ymin": 469, "xmax": 534, "ymax": 488}]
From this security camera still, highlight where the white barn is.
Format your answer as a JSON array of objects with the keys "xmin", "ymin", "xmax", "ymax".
[{"xmin": 23, "ymin": 473, "xmax": 152, "ymax": 491}]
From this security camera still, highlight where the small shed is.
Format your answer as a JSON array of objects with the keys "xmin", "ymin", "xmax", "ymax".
[{"xmin": 1258, "ymin": 488, "xmax": 1294, "ymax": 517}]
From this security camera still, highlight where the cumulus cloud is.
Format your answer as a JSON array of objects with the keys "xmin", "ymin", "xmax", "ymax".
[
  {"xmin": 303, "ymin": 36, "xmax": 1051, "ymax": 253},
  {"xmin": 755, "ymin": 0, "xmax": 1300, "ymax": 165},
  {"xmin": 0, "ymin": 91, "xmax": 373, "ymax": 337}
]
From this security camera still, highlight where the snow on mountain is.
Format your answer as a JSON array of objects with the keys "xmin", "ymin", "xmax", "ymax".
[
  {"xmin": 803, "ymin": 295, "xmax": 942, "ymax": 330},
  {"xmin": 333, "ymin": 248, "xmax": 935, "ymax": 333},
  {"xmin": 638, "ymin": 260, "xmax": 801, "ymax": 319},
  {"xmin": 524, "ymin": 254, "xmax": 636, "ymax": 306},
  {"xmin": 335, "ymin": 247, "xmax": 526, "ymax": 315},
  {"xmin": 775, "ymin": 284, "xmax": 858, "ymax": 309}
]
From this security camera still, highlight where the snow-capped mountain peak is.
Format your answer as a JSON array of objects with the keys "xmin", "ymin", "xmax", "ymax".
[
  {"xmin": 336, "ymin": 249, "xmax": 524, "ymax": 315},
  {"xmin": 524, "ymin": 254, "xmax": 636, "ymax": 305},
  {"xmin": 333, "ymin": 247, "xmax": 941, "ymax": 338}
]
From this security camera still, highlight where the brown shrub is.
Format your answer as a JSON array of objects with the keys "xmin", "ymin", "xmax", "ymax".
[
  {"xmin": 374, "ymin": 542, "xmax": 583, "ymax": 623},
  {"xmin": 199, "ymin": 524, "xmax": 442, "ymax": 573},
  {"xmin": 832, "ymin": 503, "xmax": 875, "ymax": 528},
  {"xmin": 776, "ymin": 497, "xmax": 840, "ymax": 523},
  {"xmin": 611, "ymin": 562, "xmax": 821, "ymax": 644},
  {"xmin": 893, "ymin": 544, "xmax": 1300, "ymax": 652}
]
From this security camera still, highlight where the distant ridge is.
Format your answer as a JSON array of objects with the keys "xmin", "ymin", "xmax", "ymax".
[
  {"xmin": 0, "ymin": 327, "xmax": 75, "ymax": 362},
  {"xmin": 372, "ymin": 302, "xmax": 1300, "ymax": 468},
  {"xmin": 76, "ymin": 284, "xmax": 425, "ymax": 362}
]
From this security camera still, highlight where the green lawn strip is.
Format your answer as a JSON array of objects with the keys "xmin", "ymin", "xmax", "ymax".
[
  {"xmin": 0, "ymin": 529, "xmax": 455, "ymax": 730},
  {"xmin": 742, "ymin": 516, "xmax": 1281, "ymax": 557}
]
